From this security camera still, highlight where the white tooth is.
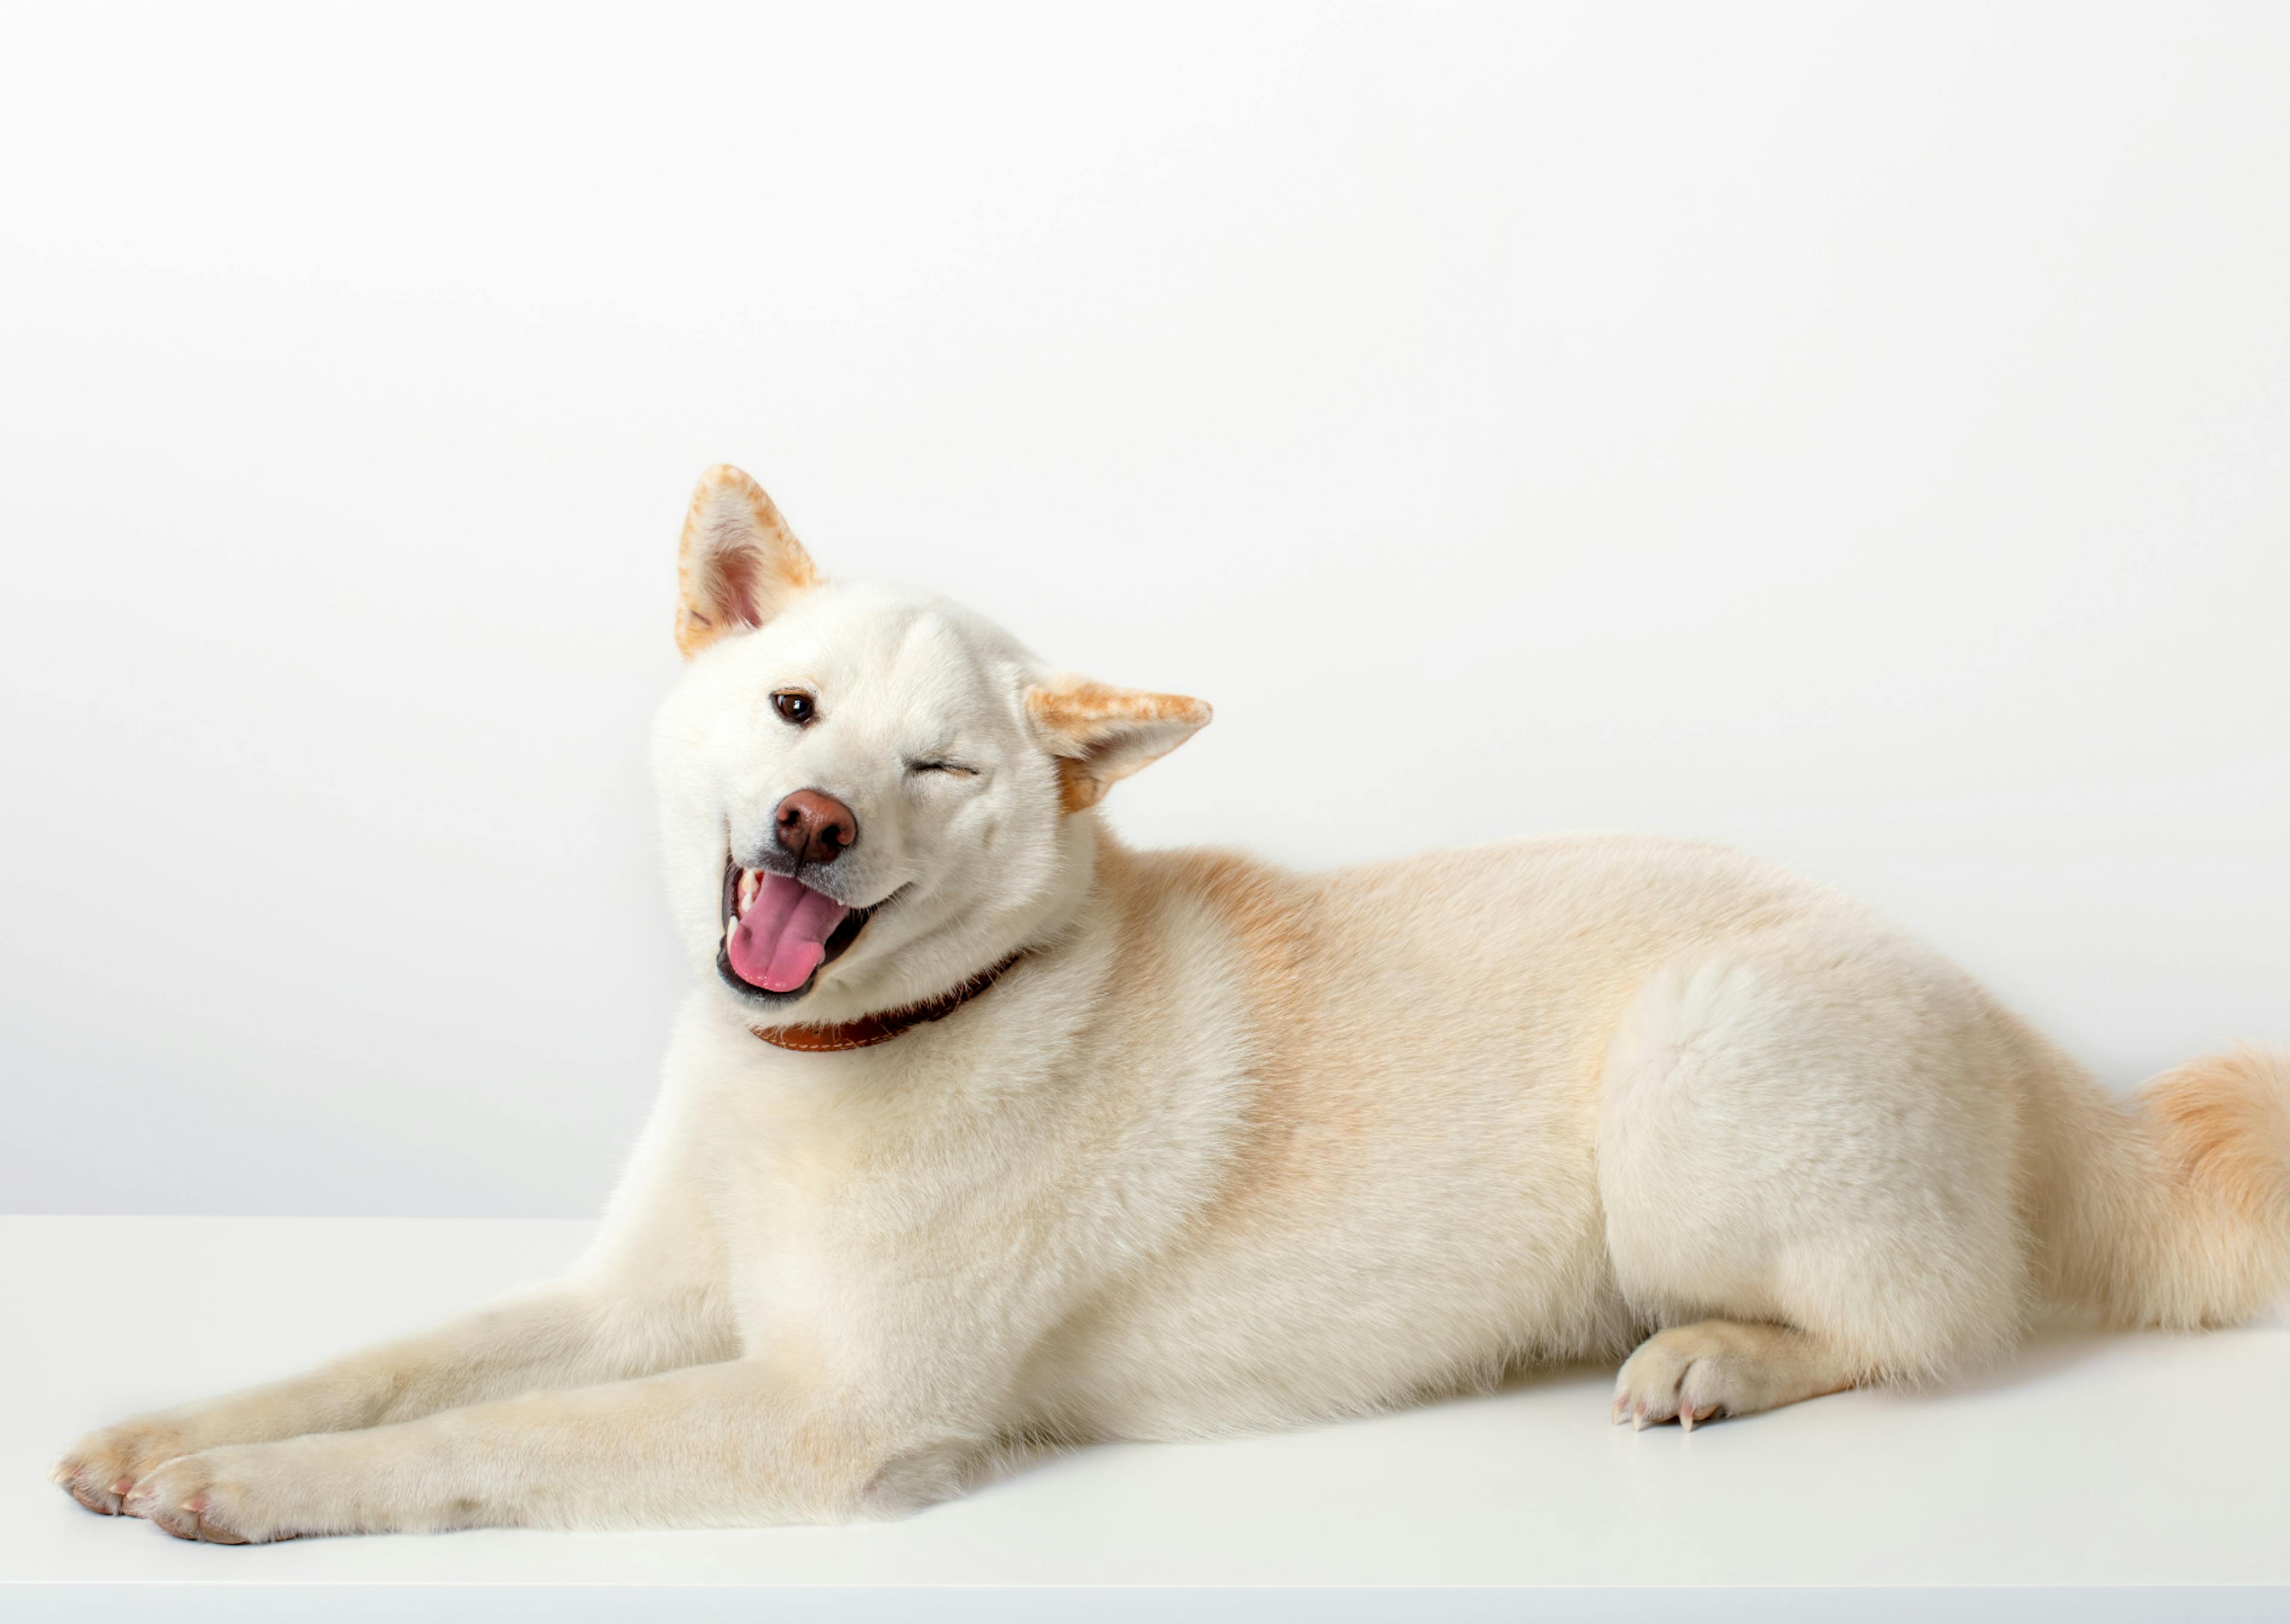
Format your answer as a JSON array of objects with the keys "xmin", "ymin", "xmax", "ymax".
[{"xmin": 726, "ymin": 913, "xmax": 738, "ymax": 941}]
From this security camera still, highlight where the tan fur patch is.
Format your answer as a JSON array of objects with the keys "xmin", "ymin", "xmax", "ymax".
[
  {"xmin": 1186, "ymin": 861, "xmax": 1335, "ymax": 1194},
  {"xmin": 2144, "ymin": 1048, "xmax": 2290, "ymax": 1223},
  {"xmin": 1091, "ymin": 832, "xmax": 1366, "ymax": 1213},
  {"xmin": 674, "ymin": 464, "xmax": 822, "ymax": 657}
]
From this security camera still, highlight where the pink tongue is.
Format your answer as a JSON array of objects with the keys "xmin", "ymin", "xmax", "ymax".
[{"xmin": 727, "ymin": 874, "xmax": 852, "ymax": 994}]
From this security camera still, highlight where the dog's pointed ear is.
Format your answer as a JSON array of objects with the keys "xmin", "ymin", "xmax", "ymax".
[
  {"xmin": 1024, "ymin": 676, "xmax": 1212, "ymax": 813},
  {"xmin": 674, "ymin": 464, "xmax": 822, "ymax": 657}
]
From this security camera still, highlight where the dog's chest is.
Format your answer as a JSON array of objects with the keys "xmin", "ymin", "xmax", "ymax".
[{"xmin": 697, "ymin": 1068, "xmax": 1042, "ymax": 1363}]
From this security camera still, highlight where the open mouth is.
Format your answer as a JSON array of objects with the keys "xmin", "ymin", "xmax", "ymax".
[{"xmin": 715, "ymin": 856, "xmax": 881, "ymax": 1002}]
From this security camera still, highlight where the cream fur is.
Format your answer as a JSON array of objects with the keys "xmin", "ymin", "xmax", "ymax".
[{"xmin": 54, "ymin": 467, "xmax": 2290, "ymax": 1541}]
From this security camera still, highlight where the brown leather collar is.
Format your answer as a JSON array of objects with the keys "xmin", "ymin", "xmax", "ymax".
[{"xmin": 748, "ymin": 952, "xmax": 1027, "ymax": 1053}]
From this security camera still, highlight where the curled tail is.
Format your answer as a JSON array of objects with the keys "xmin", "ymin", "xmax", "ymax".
[{"xmin": 2032, "ymin": 1046, "xmax": 2290, "ymax": 1328}]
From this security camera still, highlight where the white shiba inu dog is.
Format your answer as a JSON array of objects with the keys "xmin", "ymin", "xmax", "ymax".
[{"xmin": 56, "ymin": 465, "xmax": 2290, "ymax": 1542}]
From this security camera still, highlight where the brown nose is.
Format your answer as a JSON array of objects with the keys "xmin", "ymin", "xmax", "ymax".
[{"xmin": 774, "ymin": 788, "xmax": 857, "ymax": 866}]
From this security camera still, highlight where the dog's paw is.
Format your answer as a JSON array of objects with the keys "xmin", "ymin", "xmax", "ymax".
[
  {"xmin": 53, "ymin": 1418, "xmax": 194, "ymax": 1517},
  {"xmin": 123, "ymin": 1448, "xmax": 301, "ymax": 1545},
  {"xmin": 1611, "ymin": 1323, "xmax": 1762, "ymax": 1431},
  {"xmin": 1611, "ymin": 1319, "xmax": 1853, "ymax": 1431}
]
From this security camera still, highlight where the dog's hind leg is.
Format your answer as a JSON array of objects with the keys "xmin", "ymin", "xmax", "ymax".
[{"xmin": 1595, "ymin": 932, "xmax": 2032, "ymax": 1426}]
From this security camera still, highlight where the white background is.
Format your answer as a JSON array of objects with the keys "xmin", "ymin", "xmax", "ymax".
[{"xmin": 2, "ymin": 2, "xmax": 2285, "ymax": 1217}]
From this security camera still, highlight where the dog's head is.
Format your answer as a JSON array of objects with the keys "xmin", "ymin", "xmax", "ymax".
[{"xmin": 654, "ymin": 465, "xmax": 1210, "ymax": 1025}]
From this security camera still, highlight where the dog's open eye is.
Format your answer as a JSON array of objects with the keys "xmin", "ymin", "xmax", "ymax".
[{"xmin": 771, "ymin": 690, "xmax": 817, "ymax": 727}]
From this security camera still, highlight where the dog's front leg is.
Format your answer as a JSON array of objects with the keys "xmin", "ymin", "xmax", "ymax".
[
  {"xmin": 58, "ymin": 1086, "xmax": 735, "ymax": 1518},
  {"xmin": 55, "ymin": 1280, "xmax": 734, "ymax": 1518},
  {"xmin": 121, "ymin": 1359, "xmax": 942, "ymax": 1541}
]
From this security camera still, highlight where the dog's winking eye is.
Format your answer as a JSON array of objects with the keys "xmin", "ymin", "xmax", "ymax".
[
  {"xmin": 772, "ymin": 690, "xmax": 817, "ymax": 727},
  {"xmin": 908, "ymin": 760, "xmax": 978, "ymax": 777}
]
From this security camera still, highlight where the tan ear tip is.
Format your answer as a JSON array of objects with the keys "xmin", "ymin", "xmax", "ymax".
[{"xmin": 695, "ymin": 462, "xmax": 760, "ymax": 495}]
